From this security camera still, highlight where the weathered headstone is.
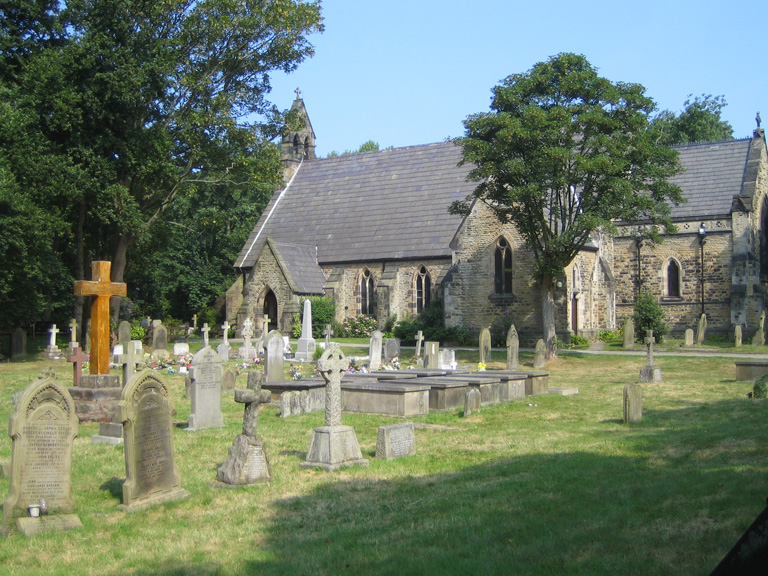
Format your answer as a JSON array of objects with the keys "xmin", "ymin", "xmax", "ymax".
[
  {"xmin": 414, "ymin": 330, "xmax": 424, "ymax": 358},
  {"xmin": 74, "ymin": 261, "xmax": 127, "ymax": 374},
  {"xmin": 187, "ymin": 347, "xmax": 224, "ymax": 430},
  {"xmin": 506, "ymin": 324, "xmax": 519, "ymax": 370},
  {"xmin": 533, "ymin": 339, "xmax": 547, "ymax": 369},
  {"xmin": 423, "ymin": 341, "xmax": 440, "ymax": 369},
  {"xmin": 2, "ymin": 375, "xmax": 82, "ymax": 535},
  {"xmin": 116, "ymin": 370, "xmax": 189, "ymax": 510},
  {"xmin": 151, "ymin": 321, "xmax": 169, "ymax": 360},
  {"xmin": 263, "ymin": 330, "xmax": 285, "ymax": 383},
  {"xmin": 302, "ymin": 344, "xmax": 369, "ymax": 471},
  {"xmin": 118, "ymin": 321, "xmax": 132, "ymax": 348},
  {"xmin": 375, "ymin": 423, "xmax": 416, "ymax": 460},
  {"xmin": 42, "ymin": 324, "xmax": 64, "ymax": 360},
  {"xmin": 295, "ymin": 300, "xmax": 317, "ymax": 362},
  {"xmin": 639, "ymin": 330, "xmax": 663, "ymax": 383},
  {"xmin": 222, "ymin": 368, "xmax": 236, "ymax": 393},
  {"xmin": 384, "ymin": 337, "xmax": 400, "ymax": 362},
  {"xmin": 173, "ymin": 342, "xmax": 190, "ymax": 356},
  {"xmin": 735, "ymin": 324, "xmax": 743, "ymax": 347},
  {"xmin": 238, "ymin": 317, "xmax": 258, "ymax": 359},
  {"xmin": 369, "ymin": 330, "xmax": 383, "ymax": 370},
  {"xmin": 463, "ymin": 387, "xmax": 481, "ymax": 417},
  {"xmin": 438, "ymin": 348, "xmax": 455, "ymax": 370},
  {"xmin": 623, "ymin": 318, "xmax": 635, "ymax": 350},
  {"xmin": 623, "ymin": 383, "xmax": 642, "ymax": 424},
  {"xmin": 11, "ymin": 327, "xmax": 26, "ymax": 361},
  {"xmin": 696, "ymin": 313, "xmax": 707, "ymax": 345},
  {"xmin": 479, "ymin": 327, "xmax": 491, "ymax": 364},
  {"xmin": 217, "ymin": 342, "xmax": 230, "ymax": 362},
  {"xmin": 684, "ymin": 329, "xmax": 694, "ymax": 347},
  {"xmin": 216, "ymin": 371, "xmax": 273, "ymax": 485},
  {"xmin": 753, "ymin": 311, "xmax": 766, "ymax": 346}
]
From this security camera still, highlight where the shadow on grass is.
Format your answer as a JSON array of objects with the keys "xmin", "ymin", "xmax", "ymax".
[{"xmin": 99, "ymin": 476, "xmax": 124, "ymax": 499}]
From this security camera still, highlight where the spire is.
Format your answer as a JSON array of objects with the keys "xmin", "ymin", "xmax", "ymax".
[{"xmin": 281, "ymin": 89, "xmax": 316, "ymax": 180}]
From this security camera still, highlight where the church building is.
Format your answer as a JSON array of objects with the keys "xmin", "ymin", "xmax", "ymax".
[{"xmin": 230, "ymin": 93, "xmax": 768, "ymax": 343}]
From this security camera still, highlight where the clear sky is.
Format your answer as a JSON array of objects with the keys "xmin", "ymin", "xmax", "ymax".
[{"xmin": 267, "ymin": 0, "xmax": 768, "ymax": 157}]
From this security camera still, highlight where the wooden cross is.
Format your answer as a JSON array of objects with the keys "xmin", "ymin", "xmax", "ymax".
[
  {"xmin": 74, "ymin": 261, "xmax": 127, "ymax": 375},
  {"xmin": 202, "ymin": 323, "xmax": 210, "ymax": 347},
  {"xmin": 415, "ymin": 330, "xmax": 424, "ymax": 357},
  {"xmin": 234, "ymin": 371, "xmax": 272, "ymax": 437},
  {"xmin": 69, "ymin": 318, "xmax": 79, "ymax": 344},
  {"xmin": 323, "ymin": 324, "xmax": 333, "ymax": 347},
  {"xmin": 317, "ymin": 343, "xmax": 349, "ymax": 427},
  {"xmin": 222, "ymin": 321, "xmax": 230, "ymax": 344},
  {"xmin": 48, "ymin": 324, "xmax": 59, "ymax": 347},
  {"xmin": 644, "ymin": 330, "xmax": 656, "ymax": 367},
  {"xmin": 118, "ymin": 341, "xmax": 144, "ymax": 385},
  {"xmin": 67, "ymin": 345, "xmax": 88, "ymax": 387}
]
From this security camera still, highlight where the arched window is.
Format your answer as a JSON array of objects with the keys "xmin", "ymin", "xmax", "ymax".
[
  {"xmin": 293, "ymin": 134, "xmax": 301, "ymax": 156},
  {"xmin": 303, "ymin": 136, "xmax": 311, "ymax": 158},
  {"xmin": 359, "ymin": 269, "xmax": 375, "ymax": 315},
  {"xmin": 415, "ymin": 266, "xmax": 432, "ymax": 313},
  {"xmin": 665, "ymin": 259, "xmax": 681, "ymax": 298},
  {"xmin": 494, "ymin": 238, "xmax": 513, "ymax": 294}
]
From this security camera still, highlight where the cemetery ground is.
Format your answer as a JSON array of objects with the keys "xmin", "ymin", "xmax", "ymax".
[{"xmin": 0, "ymin": 343, "xmax": 766, "ymax": 575}]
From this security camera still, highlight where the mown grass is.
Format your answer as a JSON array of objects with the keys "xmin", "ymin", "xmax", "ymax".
[{"xmin": 0, "ymin": 350, "xmax": 766, "ymax": 575}]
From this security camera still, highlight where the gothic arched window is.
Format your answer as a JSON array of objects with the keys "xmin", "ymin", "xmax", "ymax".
[
  {"xmin": 665, "ymin": 259, "xmax": 681, "ymax": 298},
  {"xmin": 359, "ymin": 269, "xmax": 375, "ymax": 315},
  {"xmin": 415, "ymin": 266, "xmax": 432, "ymax": 313},
  {"xmin": 494, "ymin": 238, "xmax": 513, "ymax": 294}
]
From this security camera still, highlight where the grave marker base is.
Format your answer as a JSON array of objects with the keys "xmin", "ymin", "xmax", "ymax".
[
  {"xmin": 118, "ymin": 488, "xmax": 190, "ymax": 513},
  {"xmin": 91, "ymin": 422, "xmax": 124, "ymax": 445},
  {"xmin": 301, "ymin": 425, "xmax": 369, "ymax": 472},
  {"xmin": 16, "ymin": 514, "xmax": 83, "ymax": 538},
  {"xmin": 215, "ymin": 435, "xmax": 272, "ymax": 485}
]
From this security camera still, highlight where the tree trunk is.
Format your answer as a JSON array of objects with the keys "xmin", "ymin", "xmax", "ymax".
[
  {"xmin": 73, "ymin": 202, "xmax": 86, "ymax": 341},
  {"xmin": 541, "ymin": 274, "xmax": 558, "ymax": 359},
  {"xmin": 109, "ymin": 233, "xmax": 135, "ymax": 323}
]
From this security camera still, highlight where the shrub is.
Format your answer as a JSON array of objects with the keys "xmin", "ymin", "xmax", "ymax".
[
  {"xmin": 490, "ymin": 310, "xmax": 515, "ymax": 347},
  {"xmin": 633, "ymin": 292, "xmax": 668, "ymax": 343},
  {"xmin": 571, "ymin": 334, "xmax": 589, "ymax": 346},
  {"xmin": 754, "ymin": 375, "xmax": 768, "ymax": 399},
  {"xmin": 130, "ymin": 321, "xmax": 146, "ymax": 342},
  {"xmin": 341, "ymin": 314, "xmax": 378, "ymax": 337},
  {"xmin": 292, "ymin": 296, "xmax": 337, "ymax": 339},
  {"xmin": 393, "ymin": 317, "xmax": 419, "ymax": 343}
]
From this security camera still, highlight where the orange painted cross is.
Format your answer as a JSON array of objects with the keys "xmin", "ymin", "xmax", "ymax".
[{"xmin": 74, "ymin": 261, "xmax": 127, "ymax": 375}]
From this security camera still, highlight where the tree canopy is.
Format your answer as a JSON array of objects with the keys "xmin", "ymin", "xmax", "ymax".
[
  {"xmin": 453, "ymin": 53, "xmax": 683, "ymax": 356},
  {"xmin": 652, "ymin": 94, "xmax": 734, "ymax": 145}
]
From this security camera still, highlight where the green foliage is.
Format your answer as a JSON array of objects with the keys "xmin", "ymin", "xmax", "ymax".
[
  {"xmin": 599, "ymin": 329, "xmax": 620, "ymax": 343},
  {"xmin": 341, "ymin": 314, "xmax": 378, "ymax": 338},
  {"xmin": 394, "ymin": 299, "xmax": 454, "ymax": 344},
  {"xmin": 652, "ymin": 94, "xmax": 734, "ymax": 145},
  {"xmin": 753, "ymin": 375, "xmax": 768, "ymax": 399},
  {"xmin": 292, "ymin": 296, "xmax": 336, "ymax": 339},
  {"xmin": 130, "ymin": 321, "xmax": 146, "ymax": 342},
  {"xmin": 490, "ymin": 311, "xmax": 515, "ymax": 347},
  {"xmin": 570, "ymin": 334, "xmax": 589, "ymax": 346},
  {"xmin": 633, "ymin": 292, "xmax": 669, "ymax": 343},
  {"xmin": 453, "ymin": 322, "xmax": 475, "ymax": 346},
  {"xmin": 393, "ymin": 317, "xmax": 419, "ymax": 343},
  {"xmin": 326, "ymin": 140, "xmax": 382, "ymax": 157},
  {"xmin": 383, "ymin": 314, "xmax": 398, "ymax": 334}
]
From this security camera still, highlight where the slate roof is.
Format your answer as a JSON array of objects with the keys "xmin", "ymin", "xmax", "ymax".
[
  {"xmin": 668, "ymin": 138, "xmax": 752, "ymax": 220},
  {"xmin": 267, "ymin": 241, "xmax": 327, "ymax": 294},
  {"xmin": 235, "ymin": 141, "xmax": 475, "ymax": 268}
]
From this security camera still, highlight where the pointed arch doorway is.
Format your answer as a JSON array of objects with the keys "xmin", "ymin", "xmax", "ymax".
[{"xmin": 263, "ymin": 289, "xmax": 278, "ymax": 333}]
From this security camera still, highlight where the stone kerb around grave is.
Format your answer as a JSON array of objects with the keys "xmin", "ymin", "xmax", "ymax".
[
  {"xmin": 3, "ymin": 375, "xmax": 81, "ymax": 530},
  {"xmin": 116, "ymin": 370, "xmax": 189, "ymax": 511}
]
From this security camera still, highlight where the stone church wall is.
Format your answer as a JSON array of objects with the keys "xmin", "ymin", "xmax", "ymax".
[{"xmin": 242, "ymin": 244, "xmax": 301, "ymax": 333}]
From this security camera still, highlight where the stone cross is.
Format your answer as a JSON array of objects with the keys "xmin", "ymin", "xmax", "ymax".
[
  {"xmin": 262, "ymin": 314, "xmax": 270, "ymax": 333},
  {"xmin": 67, "ymin": 345, "xmax": 88, "ymax": 387},
  {"xmin": 48, "ymin": 324, "xmax": 60, "ymax": 347},
  {"xmin": 317, "ymin": 343, "xmax": 349, "ymax": 427},
  {"xmin": 118, "ymin": 341, "xmax": 144, "ymax": 384},
  {"xmin": 323, "ymin": 324, "xmax": 333, "ymax": 347},
  {"xmin": 73, "ymin": 261, "xmax": 127, "ymax": 375},
  {"xmin": 242, "ymin": 317, "xmax": 254, "ymax": 340},
  {"xmin": 222, "ymin": 321, "xmax": 230, "ymax": 344},
  {"xmin": 69, "ymin": 318, "xmax": 78, "ymax": 344},
  {"xmin": 235, "ymin": 372, "xmax": 272, "ymax": 437},
  {"xmin": 192, "ymin": 314, "xmax": 198, "ymax": 329},
  {"xmin": 202, "ymin": 323, "xmax": 210, "ymax": 347},
  {"xmin": 644, "ymin": 330, "xmax": 656, "ymax": 367},
  {"xmin": 415, "ymin": 330, "xmax": 424, "ymax": 357}
]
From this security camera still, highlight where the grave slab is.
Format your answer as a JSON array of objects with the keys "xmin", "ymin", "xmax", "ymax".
[
  {"xmin": 341, "ymin": 380, "xmax": 430, "ymax": 417},
  {"xmin": 376, "ymin": 422, "xmax": 416, "ymax": 459}
]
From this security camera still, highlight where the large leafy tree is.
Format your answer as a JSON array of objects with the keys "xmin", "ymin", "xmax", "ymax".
[
  {"xmin": 652, "ymin": 94, "xmax": 734, "ymax": 145},
  {"xmin": 452, "ymin": 53, "xmax": 683, "ymax": 357}
]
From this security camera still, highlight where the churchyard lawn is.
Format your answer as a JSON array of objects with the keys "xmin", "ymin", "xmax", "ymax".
[{"xmin": 0, "ymin": 351, "xmax": 764, "ymax": 575}]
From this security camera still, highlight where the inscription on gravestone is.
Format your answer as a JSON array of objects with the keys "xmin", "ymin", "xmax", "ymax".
[
  {"xmin": 375, "ymin": 423, "xmax": 416, "ymax": 460},
  {"xmin": 188, "ymin": 347, "xmax": 224, "ymax": 430}
]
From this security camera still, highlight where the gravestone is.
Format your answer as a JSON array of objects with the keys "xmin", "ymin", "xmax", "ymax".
[
  {"xmin": 119, "ymin": 341, "xmax": 144, "ymax": 385},
  {"xmin": 533, "ymin": 339, "xmax": 547, "ymax": 369},
  {"xmin": 639, "ymin": 330, "xmax": 663, "ymax": 383},
  {"xmin": 302, "ymin": 344, "xmax": 369, "ymax": 471},
  {"xmin": 11, "ymin": 327, "xmax": 26, "ymax": 361},
  {"xmin": 187, "ymin": 346, "xmax": 224, "ymax": 431},
  {"xmin": 201, "ymin": 323, "xmax": 210, "ymax": 347},
  {"xmin": 118, "ymin": 321, "xmax": 132, "ymax": 348},
  {"xmin": 238, "ymin": 317, "xmax": 258, "ymax": 359},
  {"xmin": 438, "ymin": 348, "xmax": 456, "ymax": 371},
  {"xmin": 463, "ymin": 388, "xmax": 481, "ymax": 417},
  {"xmin": 375, "ymin": 423, "xmax": 416, "ymax": 460},
  {"xmin": 735, "ymin": 325, "xmax": 743, "ymax": 347},
  {"xmin": 623, "ymin": 383, "xmax": 642, "ymax": 424},
  {"xmin": 2, "ymin": 375, "xmax": 82, "ymax": 535},
  {"xmin": 151, "ymin": 321, "xmax": 169, "ymax": 360},
  {"xmin": 216, "ymin": 371, "xmax": 273, "ymax": 485},
  {"xmin": 384, "ymin": 337, "xmax": 401, "ymax": 362},
  {"xmin": 116, "ymin": 370, "xmax": 189, "ymax": 510},
  {"xmin": 684, "ymin": 329, "xmax": 694, "ymax": 347},
  {"xmin": 67, "ymin": 346, "xmax": 88, "ymax": 388},
  {"xmin": 222, "ymin": 368, "xmax": 236, "ymax": 393},
  {"xmin": 42, "ymin": 324, "xmax": 64, "ymax": 360},
  {"xmin": 696, "ymin": 313, "xmax": 707, "ymax": 345},
  {"xmin": 623, "ymin": 318, "xmax": 635, "ymax": 350},
  {"xmin": 263, "ymin": 330, "xmax": 285, "ymax": 383},
  {"xmin": 423, "ymin": 341, "xmax": 440, "ymax": 369},
  {"xmin": 323, "ymin": 324, "xmax": 333, "ymax": 348},
  {"xmin": 295, "ymin": 300, "xmax": 317, "ymax": 362},
  {"xmin": 506, "ymin": 324, "xmax": 520, "ymax": 370},
  {"xmin": 68, "ymin": 318, "xmax": 80, "ymax": 354},
  {"xmin": 173, "ymin": 342, "xmax": 190, "ymax": 356},
  {"xmin": 753, "ymin": 311, "xmax": 766, "ymax": 346},
  {"xmin": 218, "ymin": 322, "xmax": 231, "ymax": 361},
  {"xmin": 414, "ymin": 330, "xmax": 424, "ymax": 359},
  {"xmin": 479, "ymin": 327, "xmax": 491, "ymax": 364},
  {"xmin": 369, "ymin": 330, "xmax": 383, "ymax": 370}
]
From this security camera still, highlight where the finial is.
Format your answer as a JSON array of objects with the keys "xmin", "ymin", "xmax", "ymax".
[
  {"xmin": 757, "ymin": 111, "xmax": 761, "ymax": 129},
  {"xmin": 295, "ymin": 87, "xmax": 302, "ymax": 99}
]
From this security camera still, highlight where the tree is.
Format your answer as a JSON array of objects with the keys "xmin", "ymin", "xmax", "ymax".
[
  {"xmin": 452, "ymin": 53, "xmax": 683, "ymax": 358},
  {"xmin": 652, "ymin": 94, "xmax": 734, "ymax": 145},
  {"xmin": 326, "ymin": 140, "xmax": 382, "ymax": 157}
]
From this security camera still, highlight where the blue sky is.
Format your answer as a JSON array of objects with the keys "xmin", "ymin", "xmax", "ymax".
[{"xmin": 268, "ymin": 1, "xmax": 768, "ymax": 157}]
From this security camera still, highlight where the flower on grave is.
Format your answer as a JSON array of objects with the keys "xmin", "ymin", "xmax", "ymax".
[
  {"xmin": 167, "ymin": 367, "xmax": 175, "ymax": 375},
  {"xmin": 477, "ymin": 362, "xmax": 486, "ymax": 371}
]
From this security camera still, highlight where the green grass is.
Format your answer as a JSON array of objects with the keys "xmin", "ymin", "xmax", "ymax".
[{"xmin": 0, "ymin": 352, "xmax": 766, "ymax": 575}]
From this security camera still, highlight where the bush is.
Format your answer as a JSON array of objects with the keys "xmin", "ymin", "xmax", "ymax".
[
  {"xmin": 754, "ymin": 375, "xmax": 768, "ymax": 399},
  {"xmin": 571, "ymin": 334, "xmax": 589, "ymax": 346},
  {"xmin": 341, "ymin": 314, "xmax": 378, "ymax": 337},
  {"xmin": 633, "ymin": 292, "xmax": 668, "ymax": 343},
  {"xmin": 490, "ymin": 311, "xmax": 515, "ymax": 347},
  {"xmin": 292, "ymin": 296, "xmax": 337, "ymax": 339},
  {"xmin": 393, "ymin": 317, "xmax": 419, "ymax": 343}
]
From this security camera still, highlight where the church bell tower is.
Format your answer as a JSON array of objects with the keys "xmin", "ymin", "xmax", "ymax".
[{"xmin": 281, "ymin": 88, "xmax": 316, "ymax": 181}]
